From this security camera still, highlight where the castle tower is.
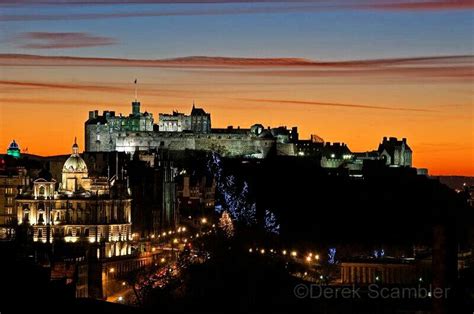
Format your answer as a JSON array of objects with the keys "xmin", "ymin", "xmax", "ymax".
[{"xmin": 132, "ymin": 101, "xmax": 140, "ymax": 116}]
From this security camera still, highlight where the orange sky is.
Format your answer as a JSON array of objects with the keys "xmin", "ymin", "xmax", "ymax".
[{"xmin": 0, "ymin": 54, "xmax": 473, "ymax": 175}]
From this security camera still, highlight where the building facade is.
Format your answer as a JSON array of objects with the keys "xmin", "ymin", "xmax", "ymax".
[
  {"xmin": 15, "ymin": 141, "xmax": 132, "ymax": 259},
  {"xmin": 0, "ymin": 166, "xmax": 29, "ymax": 239}
]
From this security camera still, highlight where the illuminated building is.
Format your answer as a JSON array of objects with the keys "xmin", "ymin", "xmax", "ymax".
[
  {"xmin": 6, "ymin": 140, "xmax": 21, "ymax": 158},
  {"xmin": 15, "ymin": 140, "xmax": 132, "ymax": 258},
  {"xmin": 0, "ymin": 166, "xmax": 29, "ymax": 239}
]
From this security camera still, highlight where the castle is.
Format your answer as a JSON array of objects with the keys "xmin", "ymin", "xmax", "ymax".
[
  {"xmin": 85, "ymin": 101, "xmax": 413, "ymax": 171},
  {"xmin": 85, "ymin": 101, "xmax": 299, "ymax": 158}
]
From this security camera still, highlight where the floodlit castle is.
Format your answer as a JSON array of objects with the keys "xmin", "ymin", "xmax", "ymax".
[
  {"xmin": 84, "ymin": 100, "xmax": 413, "ymax": 171},
  {"xmin": 85, "ymin": 101, "xmax": 299, "ymax": 158},
  {"xmin": 15, "ymin": 139, "xmax": 132, "ymax": 258}
]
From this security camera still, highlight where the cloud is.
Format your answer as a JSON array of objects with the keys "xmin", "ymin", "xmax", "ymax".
[
  {"xmin": 0, "ymin": 1, "xmax": 472, "ymax": 22},
  {"xmin": 0, "ymin": 53, "xmax": 472, "ymax": 82},
  {"xmin": 12, "ymin": 32, "xmax": 117, "ymax": 49},
  {"xmin": 234, "ymin": 98, "xmax": 436, "ymax": 112}
]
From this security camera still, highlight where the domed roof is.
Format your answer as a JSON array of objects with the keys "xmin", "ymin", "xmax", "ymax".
[
  {"xmin": 7, "ymin": 140, "xmax": 21, "ymax": 158},
  {"xmin": 8, "ymin": 140, "xmax": 19, "ymax": 150},
  {"xmin": 63, "ymin": 139, "xmax": 88, "ymax": 173}
]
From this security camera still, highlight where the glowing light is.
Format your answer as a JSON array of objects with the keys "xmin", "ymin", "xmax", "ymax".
[
  {"xmin": 160, "ymin": 258, "xmax": 166, "ymax": 263},
  {"xmin": 151, "ymin": 234, "xmax": 155, "ymax": 239},
  {"xmin": 162, "ymin": 232, "xmax": 166, "ymax": 236},
  {"xmin": 173, "ymin": 238, "xmax": 178, "ymax": 243},
  {"xmin": 249, "ymin": 248, "xmax": 253, "ymax": 253},
  {"xmin": 89, "ymin": 237, "xmax": 96, "ymax": 243},
  {"xmin": 260, "ymin": 249, "xmax": 265, "ymax": 254},
  {"xmin": 306, "ymin": 256, "xmax": 311, "ymax": 262},
  {"xmin": 201, "ymin": 218, "xmax": 207, "ymax": 224},
  {"xmin": 282, "ymin": 250, "xmax": 287, "ymax": 255},
  {"xmin": 122, "ymin": 281, "xmax": 126, "ymax": 286},
  {"xmin": 117, "ymin": 296, "xmax": 123, "ymax": 302},
  {"xmin": 182, "ymin": 227, "xmax": 186, "ymax": 231},
  {"xmin": 152, "ymin": 247, "xmax": 156, "ymax": 252},
  {"xmin": 291, "ymin": 251, "xmax": 297, "ymax": 257},
  {"xmin": 315, "ymin": 254, "xmax": 320, "ymax": 260},
  {"xmin": 304, "ymin": 272, "xmax": 307, "ymax": 276},
  {"xmin": 109, "ymin": 268, "xmax": 115, "ymax": 273}
]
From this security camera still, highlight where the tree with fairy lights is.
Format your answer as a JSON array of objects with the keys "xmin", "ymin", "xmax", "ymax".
[{"xmin": 218, "ymin": 211, "xmax": 234, "ymax": 238}]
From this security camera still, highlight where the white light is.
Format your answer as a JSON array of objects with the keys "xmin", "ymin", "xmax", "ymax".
[
  {"xmin": 249, "ymin": 248, "xmax": 253, "ymax": 253},
  {"xmin": 118, "ymin": 296, "xmax": 123, "ymax": 302}
]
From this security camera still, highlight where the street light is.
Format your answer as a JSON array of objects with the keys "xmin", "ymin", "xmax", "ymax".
[{"xmin": 201, "ymin": 218, "xmax": 207, "ymax": 224}]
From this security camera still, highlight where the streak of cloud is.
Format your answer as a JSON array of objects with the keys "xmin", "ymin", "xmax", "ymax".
[
  {"xmin": 1, "ymin": 1, "xmax": 472, "ymax": 22},
  {"xmin": 235, "ymin": 98, "xmax": 437, "ymax": 112},
  {"xmin": 12, "ymin": 32, "xmax": 117, "ymax": 49},
  {"xmin": 1, "ymin": 54, "xmax": 471, "ymax": 82}
]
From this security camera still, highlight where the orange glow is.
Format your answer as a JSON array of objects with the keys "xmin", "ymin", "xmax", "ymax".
[{"xmin": 0, "ymin": 57, "xmax": 472, "ymax": 175}]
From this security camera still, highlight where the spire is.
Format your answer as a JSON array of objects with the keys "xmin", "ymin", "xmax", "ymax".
[
  {"xmin": 192, "ymin": 100, "xmax": 195, "ymax": 110},
  {"xmin": 72, "ymin": 137, "xmax": 79, "ymax": 155}
]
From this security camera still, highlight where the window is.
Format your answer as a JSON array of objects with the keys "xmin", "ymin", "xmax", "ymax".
[{"xmin": 38, "ymin": 229, "xmax": 43, "ymax": 239}]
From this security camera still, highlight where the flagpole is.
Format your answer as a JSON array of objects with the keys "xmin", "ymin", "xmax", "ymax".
[{"xmin": 134, "ymin": 79, "xmax": 138, "ymax": 101}]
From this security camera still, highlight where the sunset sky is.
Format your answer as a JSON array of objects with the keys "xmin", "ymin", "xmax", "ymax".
[{"xmin": 0, "ymin": 0, "xmax": 473, "ymax": 175}]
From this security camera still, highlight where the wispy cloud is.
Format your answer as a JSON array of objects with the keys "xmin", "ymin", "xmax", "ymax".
[
  {"xmin": 0, "ymin": 1, "xmax": 472, "ymax": 22},
  {"xmin": 11, "ymin": 32, "xmax": 117, "ymax": 49},
  {"xmin": 235, "ymin": 98, "xmax": 436, "ymax": 112},
  {"xmin": 0, "ymin": 53, "xmax": 472, "ymax": 82}
]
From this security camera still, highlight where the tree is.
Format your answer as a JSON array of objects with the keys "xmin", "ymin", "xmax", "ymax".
[{"xmin": 218, "ymin": 211, "xmax": 234, "ymax": 238}]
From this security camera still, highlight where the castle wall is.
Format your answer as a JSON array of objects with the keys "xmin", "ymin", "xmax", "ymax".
[{"xmin": 113, "ymin": 131, "xmax": 276, "ymax": 158}]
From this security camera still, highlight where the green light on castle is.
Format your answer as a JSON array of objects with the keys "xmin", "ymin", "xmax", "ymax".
[{"xmin": 7, "ymin": 140, "xmax": 20, "ymax": 158}]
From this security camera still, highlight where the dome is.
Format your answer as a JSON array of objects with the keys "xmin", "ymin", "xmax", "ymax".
[
  {"xmin": 63, "ymin": 139, "xmax": 88, "ymax": 173},
  {"xmin": 7, "ymin": 140, "xmax": 21, "ymax": 158},
  {"xmin": 8, "ymin": 140, "xmax": 19, "ymax": 150},
  {"xmin": 63, "ymin": 155, "xmax": 88, "ymax": 173}
]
